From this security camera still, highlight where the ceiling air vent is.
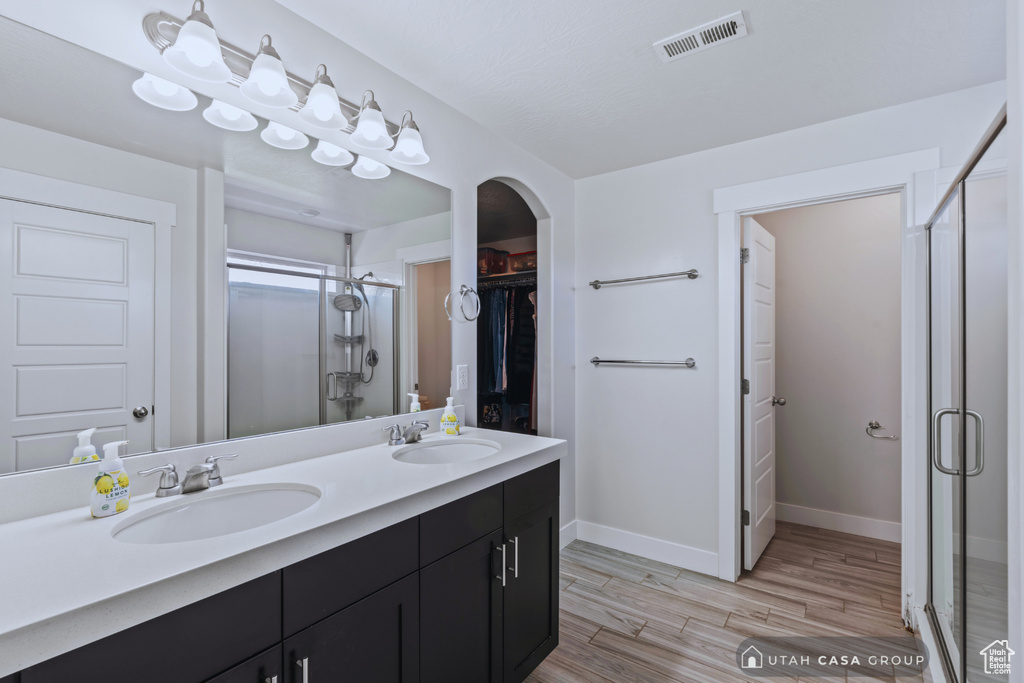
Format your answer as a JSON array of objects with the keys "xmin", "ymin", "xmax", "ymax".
[{"xmin": 653, "ymin": 11, "xmax": 748, "ymax": 63}]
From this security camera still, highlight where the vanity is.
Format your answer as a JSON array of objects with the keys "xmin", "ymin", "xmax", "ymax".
[{"xmin": 0, "ymin": 425, "xmax": 564, "ymax": 683}]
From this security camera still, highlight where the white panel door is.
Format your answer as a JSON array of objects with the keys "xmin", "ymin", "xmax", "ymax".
[
  {"xmin": 0, "ymin": 199, "xmax": 154, "ymax": 472},
  {"xmin": 743, "ymin": 217, "xmax": 777, "ymax": 570}
]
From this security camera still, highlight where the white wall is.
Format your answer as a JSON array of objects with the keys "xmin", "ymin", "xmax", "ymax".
[
  {"xmin": 0, "ymin": 118, "xmax": 199, "ymax": 448},
  {"xmin": 351, "ymin": 212, "xmax": 451, "ymax": 266},
  {"xmin": 755, "ymin": 195, "xmax": 902, "ymax": 533},
  {"xmin": 227, "ymin": 208, "xmax": 348, "ymax": 264},
  {"xmin": 4, "ymin": 0, "xmax": 577, "ymax": 531},
  {"xmin": 575, "ymin": 81, "xmax": 1006, "ymax": 569}
]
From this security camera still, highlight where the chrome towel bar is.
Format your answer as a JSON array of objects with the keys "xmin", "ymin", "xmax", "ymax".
[
  {"xmin": 590, "ymin": 357, "xmax": 696, "ymax": 368},
  {"xmin": 589, "ymin": 269, "xmax": 698, "ymax": 289}
]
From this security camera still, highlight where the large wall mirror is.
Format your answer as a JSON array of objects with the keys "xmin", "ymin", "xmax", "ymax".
[{"xmin": 0, "ymin": 16, "xmax": 452, "ymax": 475}]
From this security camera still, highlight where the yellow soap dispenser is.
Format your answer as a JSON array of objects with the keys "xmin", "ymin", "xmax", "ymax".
[
  {"xmin": 440, "ymin": 396, "xmax": 460, "ymax": 436},
  {"xmin": 91, "ymin": 440, "xmax": 130, "ymax": 518}
]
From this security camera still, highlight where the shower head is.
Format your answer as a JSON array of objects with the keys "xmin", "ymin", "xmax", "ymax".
[{"xmin": 333, "ymin": 293, "xmax": 362, "ymax": 311}]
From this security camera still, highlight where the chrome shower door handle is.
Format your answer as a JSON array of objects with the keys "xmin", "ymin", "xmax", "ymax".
[
  {"xmin": 931, "ymin": 408, "xmax": 960, "ymax": 475},
  {"xmin": 965, "ymin": 409, "xmax": 984, "ymax": 476},
  {"xmin": 326, "ymin": 372, "xmax": 338, "ymax": 401}
]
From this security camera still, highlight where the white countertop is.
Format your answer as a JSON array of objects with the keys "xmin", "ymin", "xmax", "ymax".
[{"xmin": 0, "ymin": 427, "xmax": 565, "ymax": 676}]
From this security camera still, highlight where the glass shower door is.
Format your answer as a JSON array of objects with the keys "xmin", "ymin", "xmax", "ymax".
[{"xmin": 926, "ymin": 113, "xmax": 1008, "ymax": 683}]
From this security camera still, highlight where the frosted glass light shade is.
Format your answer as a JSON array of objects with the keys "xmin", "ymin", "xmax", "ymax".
[
  {"xmin": 389, "ymin": 126, "xmax": 429, "ymax": 165},
  {"xmin": 163, "ymin": 2, "xmax": 231, "ymax": 83},
  {"xmin": 351, "ymin": 155, "xmax": 391, "ymax": 180},
  {"xmin": 350, "ymin": 106, "xmax": 391, "ymax": 150},
  {"xmin": 132, "ymin": 73, "xmax": 198, "ymax": 111},
  {"xmin": 240, "ymin": 36, "xmax": 297, "ymax": 109},
  {"xmin": 299, "ymin": 66, "xmax": 347, "ymax": 129},
  {"xmin": 311, "ymin": 140, "xmax": 355, "ymax": 166},
  {"xmin": 261, "ymin": 122, "xmax": 309, "ymax": 150},
  {"xmin": 203, "ymin": 100, "xmax": 258, "ymax": 131}
]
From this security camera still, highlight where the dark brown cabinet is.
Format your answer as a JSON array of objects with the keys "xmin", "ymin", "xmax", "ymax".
[
  {"xmin": 283, "ymin": 574, "xmax": 419, "ymax": 683},
  {"xmin": 17, "ymin": 461, "xmax": 559, "ymax": 683},
  {"xmin": 206, "ymin": 645, "xmax": 282, "ymax": 683}
]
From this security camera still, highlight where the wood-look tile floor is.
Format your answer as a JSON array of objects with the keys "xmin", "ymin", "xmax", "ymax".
[{"xmin": 527, "ymin": 522, "xmax": 933, "ymax": 683}]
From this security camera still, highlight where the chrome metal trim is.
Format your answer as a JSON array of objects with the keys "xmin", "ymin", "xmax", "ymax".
[
  {"xmin": 931, "ymin": 408, "xmax": 960, "ymax": 475},
  {"xmin": 496, "ymin": 544, "xmax": 507, "ymax": 586},
  {"xmin": 589, "ymin": 268, "xmax": 698, "ymax": 289},
  {"xmin": 590, "ymin": 357, "xmax": 696, "ymax": 368},
  {"xmin": 964, "ymin": 409, "xmax": 984, "ymax": 476},
  {"xmin": 226, "ymin": 262, "xmax": 401, "ymax": 289}
]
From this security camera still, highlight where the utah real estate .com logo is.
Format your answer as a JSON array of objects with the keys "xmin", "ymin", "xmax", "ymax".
[{"xmin": 980, "ymin": 639, "xmax": 1015, "ymax": 676}]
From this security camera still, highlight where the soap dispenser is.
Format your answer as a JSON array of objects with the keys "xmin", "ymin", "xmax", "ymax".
[
  {"xmin": 91, "ymin": 440, "xmax": 131, "ymax": 518},
  {"xmin": 440, "ymin": 396, "xmax": 460, "ymax": 436},
  {"xmin": 408, "ymin": 392, "xmax": 421, "ymax": 412},
  {"xmin": 70, "ymin": 428, "xmax": 99, "ymax": 464}
]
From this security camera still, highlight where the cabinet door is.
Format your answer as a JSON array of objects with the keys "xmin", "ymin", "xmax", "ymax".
[
  {"xmin": 503, "ymin": 501, "xmax": 558, "ymax": 683},
  {"xmin": 206, "ymin": 645, "xmax": 282, "ymax": 683},
  {"xmin": 283, "ymin": 574, "xmax": 418, "ymax": 683},
  {"xmin": 420, "ymin": 529, "xmax": 504, "ymax": 683}
]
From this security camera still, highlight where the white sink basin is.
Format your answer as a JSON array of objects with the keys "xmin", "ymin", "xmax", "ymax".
[
  {"xmin": 392, "ymin": 438, "xmax": 501, "ymax": 465},
  {"xmin": 112, "ymin": 484, "xmax": 321, "ymax": 544}
]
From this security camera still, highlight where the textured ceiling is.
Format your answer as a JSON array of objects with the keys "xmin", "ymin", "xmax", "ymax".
[
  {"xmin": 0, "ymin": 17, "xmax": 450, "ymax": 231},
  {"xmin": 274, "ymin": 0, "xmax": 1006, "ymax": 178}
]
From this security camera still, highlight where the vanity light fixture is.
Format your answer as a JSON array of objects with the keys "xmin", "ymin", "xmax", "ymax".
[
  {"xmin": 299, "ymin": 65, "xmax": 347, "ymax": 129},
  {"xmin": 349, "ymin": 90, "xmax": 391, "ymax": 150},
  {"xmin": 203, "ymin": 99, "xmax": 258, "ymax": 131},
  {"xmin": 240, "ymin": 35, "xmax": 297, "ymax": 109},
  {"xmin": 311, "ymin": 140, "xmax": 355, "ymax": 166},
  {"xmin": 351, "ymin": 155, "xmax": 391, "ymax": 180},
  {"xmin": 389, "ymin": 111, "xmax": 430, "ymax": 165},
  {"xmin": 131, "ymin": 72, "xmax": 198, "ymax": 111},
  {"xmin": 162, "ymin": 0, "xmax": 231, "ymax": 83},
  {"xmin": 261, "ymin": 121, "xmax": 309, "ymax": 150}
]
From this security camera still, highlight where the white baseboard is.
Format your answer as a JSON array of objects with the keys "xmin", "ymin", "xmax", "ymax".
[
  {"xmin": 951, "ymin": 532, "xmax": 1009, "ymax": 564},
  {"xmin": 575, "ymin": 521, "xmax": 719, "ymax": 576},
  {"xmin": 776, "ymin": 502, "xmax": 902, "ymax": 543},
  {"xmin": 559, "ymin": 520, "xmax": 578, "ymax": 549}
]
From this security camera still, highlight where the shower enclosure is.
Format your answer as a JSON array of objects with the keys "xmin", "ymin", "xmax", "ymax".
[
  {"xmin": 226, "ymin": 258, "xmax": 400, "ymax": 439},
  {"xmin": 925, "ymin": 106, "xmax": 1008, "ymax": 682}
]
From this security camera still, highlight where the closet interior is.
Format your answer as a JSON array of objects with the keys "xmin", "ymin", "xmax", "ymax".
[{"xmin": 476, "ymin": 180, "xmax": 538, "ymax": 434}]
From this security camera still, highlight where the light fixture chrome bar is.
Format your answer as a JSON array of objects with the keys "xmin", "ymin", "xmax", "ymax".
[
  {"xmin": 590, "ymin": 357, "xmax": 696, "ymax": 368},
  {"xmin": 589, "ymin": 269, "xmax": 698, "ymax": 289},
  {"xmin": 142, "ymin": 11, "xmax": 400, "ymax": 136}
]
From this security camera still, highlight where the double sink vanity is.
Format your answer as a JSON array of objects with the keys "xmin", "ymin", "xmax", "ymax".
[{"xmin": 0, "ymin": 418, "xmax": 565, "ymax": 682}]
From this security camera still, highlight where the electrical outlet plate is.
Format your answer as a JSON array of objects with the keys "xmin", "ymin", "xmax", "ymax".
[{"xmin": 456, "ymin": 364, "xmax": 468, "ymax": 390}]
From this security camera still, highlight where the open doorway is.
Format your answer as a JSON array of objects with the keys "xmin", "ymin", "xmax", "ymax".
[
  {"xmin": 741, "ymin": 193, "xmax": 903, "ymax": 574},
  {"xmin": 476, "ymin": 179, "xmax": 539, "ymax": 434},
  {"xmin": 407, "ymin": 258, "xmax": 452, "ymax": 411}
]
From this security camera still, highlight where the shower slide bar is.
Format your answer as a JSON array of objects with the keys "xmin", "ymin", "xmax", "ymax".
[
  {"xmin": 589, "ymin": 269, "xmax": 698, "ymax": 289},
  {"xmin": 590, "ymin": 357, "xmax": 696, "ymax": 368}
]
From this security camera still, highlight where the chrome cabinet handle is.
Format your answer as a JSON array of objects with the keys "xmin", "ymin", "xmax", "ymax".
[
  {"xmin": 771, "ymin": 396, "xmax": 786, "ymax": 406},
  {"xmin": 866, "ymin": 421, "xmax": 899, "ymax": 440},
  {"xmin": 132, "ymin": 406, "xmax": 149, "ymax": 419},
  {"xmin": 965, "ymin": 409, "xmax": 984, "ymax": 476},
  {"xmin": 932, "ymin": 408, "xmax": 960, "ymax": 475},
  {"xmin": 297, "ymin": 657, "xmax": 309, "ymax": 683},
  {"xmin": 496, "ymin": 544, "xmax": 506, "ymax": 586},
  {"xmin": 265, "ymin": 677, "xmax": 278, "ymax": 683},
  {"xmin": 508, "ymin": 536, "xmax": 519, "ymax": 578}
]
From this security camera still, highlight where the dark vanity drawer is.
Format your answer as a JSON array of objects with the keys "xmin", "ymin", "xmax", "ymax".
[
  {"xmin": 206, "ymin": 644, "xmax": 282, "ymax": 683},
  {"xmin": 21, "ymin": 572, "xmax": 282, "ymax": 683},
  {"xmin": 283, "ymin": 518, "xmax": 418, "ymax": 637},
  {"xmin": 504, "ymin": 460, "xmax": 559, "ymax": 522},
  {"xmin": 420, "ymin": 483, "xmax": 503, "ymax": 566}
]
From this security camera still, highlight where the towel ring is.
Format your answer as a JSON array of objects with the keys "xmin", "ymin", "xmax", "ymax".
[
  {"xmin": 459, "ymin": 285, "xmax": 481, "ymax": 321},
  {"xmin": 443, "ymin": 291, "xmax": 454, "ymax": 321}
]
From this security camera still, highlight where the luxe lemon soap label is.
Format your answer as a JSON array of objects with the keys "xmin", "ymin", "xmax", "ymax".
[{"xmin": 90, "ymin": 440, "xmax": 131, "ymax": 518}]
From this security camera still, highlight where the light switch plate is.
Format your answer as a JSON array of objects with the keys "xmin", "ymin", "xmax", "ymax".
[{"xmin": 456, "ymin": 364, "xmax": 468, "ymax": 390}]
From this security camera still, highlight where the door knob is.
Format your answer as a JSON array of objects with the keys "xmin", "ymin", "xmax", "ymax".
[
  {"xmin": 132, "ymin": 406, "xmax": 149, "ymax": 419},
  {"xmin": 772, "ymin": 396, "xmax": 786, "ymax": 406}
]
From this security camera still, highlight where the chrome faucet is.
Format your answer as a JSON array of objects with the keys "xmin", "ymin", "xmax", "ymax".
[
  {"xmin": 180, "ymin": 454, "xmax": 237, "ymax": 494},
  {"xmin": 139, "ymin": 464, "xmax": 182, "ymax": 497},
  {"xmin": 402, "ymin": 420, "xmax": 430, "ymax": 443},
  {"xmin": 382, "ymin": 424, "xmax": 405, "ymax": 446}
]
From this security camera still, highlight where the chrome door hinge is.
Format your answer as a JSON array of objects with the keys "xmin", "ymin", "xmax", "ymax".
[
  {"xmin": 741, "ymin": 379, "xmax": 749, "ymax": 395},
  {"xmin": 740, "ymin": 248, "xmax": 749, "ymax": 264},
  {"xmin": 741, "ymin": 510, "xmax": 750, "ymax": 526}
]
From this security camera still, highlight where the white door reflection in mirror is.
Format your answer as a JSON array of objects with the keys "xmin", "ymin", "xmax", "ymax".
[{"xmin": 0, "ymin": 199, "xmax": 154, "ymax": 472}]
